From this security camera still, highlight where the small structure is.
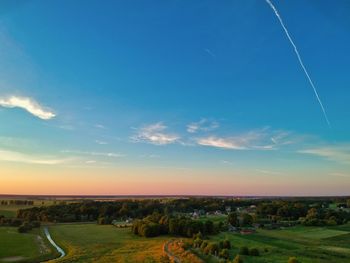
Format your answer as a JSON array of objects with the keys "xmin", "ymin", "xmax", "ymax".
[{"xmin": 240, "ymin": 229, "xmax": 256, "ymax": 235}]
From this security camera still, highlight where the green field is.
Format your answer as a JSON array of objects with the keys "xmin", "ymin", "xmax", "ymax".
[
  {"xmin": 2, "ymin": 223, "xmax": 350, "ymax": 263},
  {"xmin": 197, "ymin": 215, "xmax": 227, "ymax": 224},
  {"xmin": 47, "ymin": 224, "xmax": 169, "ymax": 263},
  {"xmin": 0, "ymin": 227, "xmax": 57, "ymax": 263},
  {"xmin": 208, "ymin": 225, "xmax": 350, "ymax": 263}
]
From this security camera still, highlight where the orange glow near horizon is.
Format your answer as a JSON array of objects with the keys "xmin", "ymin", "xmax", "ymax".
[{"xmin": 1, "ymin": 164, "xmax": 349, "ymax": 196}]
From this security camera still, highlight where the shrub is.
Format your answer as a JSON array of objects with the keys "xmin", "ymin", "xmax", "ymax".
[
  {"xmin": 223, "ymin": 239, "xmax": 231, "ymax": 249},
  {"xmin": 193, "ymin": 237, "xmax": 203, "ymax": 248},
  {"xmin": 200, "ymin": 241, "xmax": 208, "ymax": 250},
  {"xmin": 250, "ymin": 248, "xmax": 260, "ymax": 256},
  {"xmin": 288, "ymin": 257, "xmax": 299, "ymax": 263},
  {"xmin": 31, "ymin": 221, "xmax": 41, "ymax": 228},
  {"xmin": 239, "ymin": 246, "xmax": 249, "ymax": 255},
  {"xmin": 17, "ymin": 222, "xmax": 32, "ymax": 233},
  {"xmin": 233, "ymin": 255, "xmax": 243, "ymax": 263},
  {"xmin": 207, "ymin": 242, "xmax": 220, "ymax": 256},
  {"xmin": 219, "ymin": 248, "xmax": 229, "ymax": 259},
  {"xmin": 160, "ymin": 254, "xmax": 170, "ymax": 263}
]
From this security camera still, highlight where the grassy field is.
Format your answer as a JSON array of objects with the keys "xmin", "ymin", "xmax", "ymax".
[
  {"xmin": 48, "ymin": 224, "xmax": 170, "ymax": 263},
  {"xmin": 0, "ymin": 227, "xmax": 57, "ymax": 263},
  {"xmin": 197, "ymin": 215, "xmax": 227, "ymax": 224},
  {"xmin": 208, "ymin": 224, "xmax": 350, "ymax": 263},
  {"xmin": 2, "ymin": 222, "xmax": 350, "ymax": 263}
]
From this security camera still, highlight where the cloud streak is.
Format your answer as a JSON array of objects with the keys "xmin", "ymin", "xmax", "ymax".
[
  {"xmin": 196, "ymin": 129, "xmax": 296, "ymax": 150},
  {"xmin": 197, "ymin": 136, "xmax": 247, "ymax": 150},
  {"xmin": 132, "ymin": 122, "xmax": 179, "ymax": 145},
  {"xmin": 265, "ymin": 0, "xmax": 330, "ymax": 126},
  {"xmin": 0, "ymin": 149, "xmax": 68, "ymax": 165},
  {"xmin": 0, "ymin": 96, "xmax": 56, "ymax": 120},
  {"xmin": 187, "ymin": 119, "xmax": 219, "ymax": 133},
  {"xmin": 61, "ymin": 150, "xmax": 124, "ymax": 158},
  {"xmin": 298, "ymin": 146, "xmax": 350, "ymax": 164}
]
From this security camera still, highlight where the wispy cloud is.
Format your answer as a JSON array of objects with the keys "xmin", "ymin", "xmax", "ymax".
[
  {"xmin": 85, "ymin": 160, "xmax": 97, "ymax": 164},
  {"xmin": 0, "ymin": 149, "xmax": 68, "ymax": 165},
  {"xmin": 265, "ymin": 0, "xmax": 330, "ymax": 126},
  {"xmin": 95, "ymin": 140, "xmax": 108, "ymax": 145},
  {"xmin": 95, "ymin": 124, "xmax": 106, "ymax": 129},
  {"xmin": 132, "ymin": 122, "xmax": 179, "ymax": 145},
  {"xmin": 61, "ymin": 150, "xmax": 124, "ymax": 158},
  {"xmin": 204, "ymin": 48, "xmax": 216, "ymax": 58},
  {"xmin": 140, "ymin": 154, "xmax": 160, "ymax": 159},
  {"xmin": 298, "ymin": 146, "xmax": 350, "ymax": 164},
  {"xmin": 0, "ymin": 96, "xmax": 56, "ymax": 120},
  {"xmin": 196, "ymin": 128, "xmax": 288, "ymax": 150},
  {"xmin": 197, "ymin": 136, "xmax": 247, "ymax": 150},
  {"xmin": 187, "ymin": 119, "xmax": 219, "ymax": 133},
  {"xmin": 255, "ymin": 169, "xmax": 282, "ymax": 175},
  {"xmin": 221, "ymin": 160, "xmax": 234, "ymax": 165}
]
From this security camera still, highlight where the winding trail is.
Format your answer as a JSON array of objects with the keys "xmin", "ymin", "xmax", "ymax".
[{"xmin": 44, "ymin": 227, "xmax": 65, "ymax": 259}]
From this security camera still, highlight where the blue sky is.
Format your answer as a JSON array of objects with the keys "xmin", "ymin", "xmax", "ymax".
[{"xmin": 0, "ymin": 0, "xmax": 349, "ymax": 195}]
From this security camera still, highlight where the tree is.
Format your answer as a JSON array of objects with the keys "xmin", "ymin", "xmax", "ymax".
[
  {"xmin": 228, "ymin": 212, "xmax": 239, "ymax": 227},
  {"xmin": 233, "ymin": 255, "xmax": 243, "ymax": 263},
  {"xmin": 306, "ymin": 208, "xmax": 318, "ymax": 219},
  {"xmin": 241, "ymin": 213, "xmax": 253, "ymax": 226},
  {"xmin": 204, "ymin": 220, "xmax": 214, "ymax": 234}
]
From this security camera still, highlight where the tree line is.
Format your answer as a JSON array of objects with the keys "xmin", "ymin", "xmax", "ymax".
[{"xmin": 131, "ymin": 212, "xmax": 219, "ymax": 237}]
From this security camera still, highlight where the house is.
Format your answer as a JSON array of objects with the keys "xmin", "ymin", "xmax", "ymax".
[
  {"xmin": 228, "ymin": 224, "xmax": 238, "ymax": 232},
  {"xmin": 240, "ymin": 228, "xmax": 256, "ymax": 235}
]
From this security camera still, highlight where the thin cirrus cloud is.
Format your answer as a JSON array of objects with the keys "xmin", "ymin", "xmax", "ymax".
[
  {"xmin": 0, "ymin": 149, "xmax": 68, "ymax": 165},
  {"xmin": 298, "ymin": 146, "xmax": 350, "ymax": 164},
  {"xmin": 95, "ymin": 140, "xmax": 108, "ymax": 145},
  {"xmin": 197, "ymin": 136, "xmax": 247, "ymax": 150},
  {"xmin": 255, "ymin": 169, "xmax": 282, "ymax": 175},
  {"xmin": 187, "ymin": 119, "xmax": 219, "ymax": 133},
  {"xmin": 132, "ymin": 122, "xmax": 180, "ymax": 145},
  {"xmin": 61, "ymin": 150, "xmax": 124, "ymax": 158},
  {"xmin": 196, "ymin": 129, "xmax": 288, "ymax": 150},
  {"xmin": 131, "ymin": 122, "xmax": 299, "ymax": 151},
  {"xmin": 0, "ymin": 96, "xmax": 56, "ymax": 120}
]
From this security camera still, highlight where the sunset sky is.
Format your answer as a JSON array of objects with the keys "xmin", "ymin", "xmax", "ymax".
[{"xmin": 0, "ymin": 0, "xmax": 349, "ymax": 195}]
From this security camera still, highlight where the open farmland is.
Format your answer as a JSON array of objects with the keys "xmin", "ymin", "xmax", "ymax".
[
  {"xmin": 0, "ymin": 227, "xmax": 57, "ymax": 263},
  {"xmin": 47, "ymin": 224, "xmax": 170, "ymax": 263},
  {"xmin": 206, "ymin": 225, "xmax": 350, "ymax": 263}
]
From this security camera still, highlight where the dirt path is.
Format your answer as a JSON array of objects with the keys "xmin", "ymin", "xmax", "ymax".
[{"xmin": 163, "ymin": 240, "xmax": 181, "ymax": 263}]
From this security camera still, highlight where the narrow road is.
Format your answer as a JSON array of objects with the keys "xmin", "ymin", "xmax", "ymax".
[
  {"xmin": 163, "ymin": 240, "xmax": 181, "ymax": 263},
  {"xmin": 44, "ymin": 227, "xmax": 65, "ymax": 259}
]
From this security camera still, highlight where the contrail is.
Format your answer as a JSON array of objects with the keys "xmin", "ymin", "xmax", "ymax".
[{"xmin": 265, "ymin": 0, "xmax": 330, "ymax": 126}]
